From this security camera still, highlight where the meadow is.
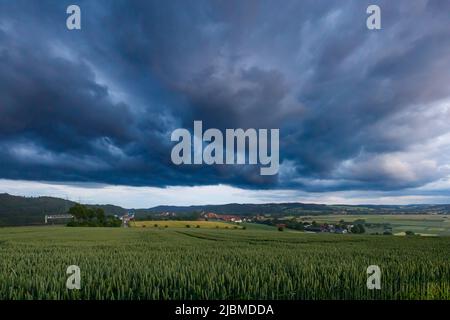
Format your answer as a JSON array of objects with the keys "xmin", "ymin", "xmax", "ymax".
[
  {"xmin": 130, "ymin": 220, "xmax": 242, "ymax": 229},
  {"xmin": 298, "ymin": 214, "xmax": 450, "ymax": 236},
  {"xmin": 0, "ymin": 225, "xmax": 449, "ymax": 300}
]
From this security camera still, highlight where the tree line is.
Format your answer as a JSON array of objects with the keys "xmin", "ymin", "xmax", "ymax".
[{"xmin": 67, "ymin": 204, "xmax": 121, "ymax": 227}]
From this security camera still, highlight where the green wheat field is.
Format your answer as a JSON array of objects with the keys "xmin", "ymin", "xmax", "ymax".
[{"xmin": 0, "ymin": 225, "xmax": 449, "ymax": 300}]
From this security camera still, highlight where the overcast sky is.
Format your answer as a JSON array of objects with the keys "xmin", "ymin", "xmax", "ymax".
[{"xmin": 1, "ymin": 0, "xmax": 450, "ymax": 207}]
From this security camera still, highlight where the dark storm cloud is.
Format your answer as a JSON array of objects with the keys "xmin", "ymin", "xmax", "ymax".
[{"xmin": 0, "ymin": 0, "xmax": 450, "ymax": 191}]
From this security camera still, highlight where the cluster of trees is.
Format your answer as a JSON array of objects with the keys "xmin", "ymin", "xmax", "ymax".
[
  {"xmin": 350, "ymin": 224, "xmax": 366, "ymax": 234},
  {"xmin": 257, "ymin": 219, "xmax": 306, "ymax": 230},
  {"xmin": 256, "ymin": 218, "xmax": 367, "ymax": 234},
  {"xmin": 67, "ymin": 204, "xmax": 121, "ymax": 227}
]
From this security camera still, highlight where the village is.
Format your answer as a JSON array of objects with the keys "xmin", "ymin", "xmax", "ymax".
[{"xmin": 147, "ymin": 211, "xmax": 365, "ymax": 234}]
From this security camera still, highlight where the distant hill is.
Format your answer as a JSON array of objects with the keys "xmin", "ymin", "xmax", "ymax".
[
  {"xmin": 0, "ymin": 193, "xmax": 126, "ymax": 226},
  {"xmin": 1, "ymin": 193, "xmax": 450, "ymax": 226},
  {"xmin": 135, "ymin": 203, "xmax": 331, "ymax": 216},
  {"xmin": 134, "ymin": 202, "xmax": 450, "ymax": 218}
]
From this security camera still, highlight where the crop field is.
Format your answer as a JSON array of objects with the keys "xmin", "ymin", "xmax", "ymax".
[
  {"xmin": 0, "ymin": 226, "xmax": 449, "ymax": 300},
  {"xmin": 130, "ymin": 220, "xmax": 241, "ymax": 229},
  {"xmin": 298, "ymin": 214, "xmax": 450, "ymax": 236}
]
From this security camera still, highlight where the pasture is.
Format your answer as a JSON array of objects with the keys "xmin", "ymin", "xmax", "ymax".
[
  {"xmin": 298, "ymin": 214, "xmax": 450, "ymax": 236},
  {"xmin": 130, "ymin": 220, "xmax": 242, "ymax": 229}
]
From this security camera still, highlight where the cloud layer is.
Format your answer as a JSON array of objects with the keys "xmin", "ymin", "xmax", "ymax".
[{"xmin": 1, "ymin": 0, "xmax": 450, "ymax": 197}]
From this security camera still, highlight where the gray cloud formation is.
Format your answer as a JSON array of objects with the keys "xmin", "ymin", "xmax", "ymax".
[{"xmin": 0, "ymin": 0, "xmax": 450, "ymax": 193}]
